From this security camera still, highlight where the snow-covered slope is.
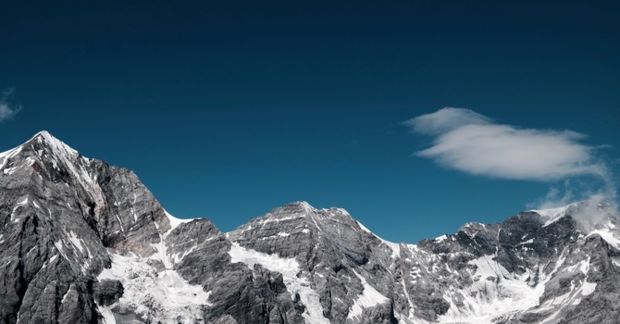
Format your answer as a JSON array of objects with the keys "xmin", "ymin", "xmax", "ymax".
[{"xmin": 97, "ymin": 252, "xmax": 212, "ymax": 323}]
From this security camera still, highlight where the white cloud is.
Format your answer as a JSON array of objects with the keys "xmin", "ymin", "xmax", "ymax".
[
  {"xmin": 530, "ymin": 185, "xmax": 575, "ymax": 210},
  {"xmin": 0, "ymin": 88, "xmax": 22, "ymax": 123},
  {"xmin": 570, "ymin": 194, "xmax": 619, "ymax": 233},
  {"xmin": 405, "ymin": 107, "xmax": 607, "ymax": 181},
  {"xmin": 403, "ymin": 107, "xmax": 490, "ymax": 135}
]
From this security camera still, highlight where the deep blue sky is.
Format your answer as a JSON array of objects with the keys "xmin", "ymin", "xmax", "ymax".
[{"xmin": 0, "ymin": 1, "xmax": 618, "ymax": 242}]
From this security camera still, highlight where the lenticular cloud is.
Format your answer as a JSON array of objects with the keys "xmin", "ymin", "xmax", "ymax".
[{"xmin": 405, "ymin": 107, "xmax": 606, "ymax": 181}]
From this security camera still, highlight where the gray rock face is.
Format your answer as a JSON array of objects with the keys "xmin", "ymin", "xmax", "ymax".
[{"xmin": 1, "ymin": 131, "xmax": 619, "ymax": 324}]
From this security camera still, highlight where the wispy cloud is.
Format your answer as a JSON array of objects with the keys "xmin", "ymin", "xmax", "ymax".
[
  {"xmin": 407, "ymin": 107, "xmax": 618, "ymax": 228},
  {"xmin": 0, "ymin": 88, "xmax": 22, "ymax": 123},
  {"xmin": 405, "ymin": 107, "xmax": 607, "ymax": 181}
]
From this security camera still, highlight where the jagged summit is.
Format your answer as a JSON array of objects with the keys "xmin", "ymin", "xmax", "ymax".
[
  {"xmin": 28, "ymin": 130, "xmax": 82, "ymax": 158},
  {"xmin": 1, "ymin": 131, "xmax": 82, "ymax": 176},
  {"xmin": 279, "ymin": 200, "xmax": 355, "ymax": 217},
  {"xmin": 0, "ymin": 130, "xmax": 80, "ymax": 160},
  {"xmin": 30, "ymin": 129, "xmax": 56, "ymax": 141},
  {"xmin": 288, "ymin": 200, "xmax": 314, "ymax": 209},
  {"xmin": 274, "ymin": 200, "xmax": 316, "ymax": 213}
]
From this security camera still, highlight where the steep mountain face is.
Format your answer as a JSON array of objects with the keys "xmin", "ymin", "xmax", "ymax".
[{"xmin": 1, "ymin": 131, "xmax": 619, "ymax": 324}]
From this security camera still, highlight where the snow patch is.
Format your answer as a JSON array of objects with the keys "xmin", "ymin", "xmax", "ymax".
[
  {"xmin": 581, "ymin": 281, "xmax": 596, "ymax": 296},
  {"xmin": 256, "ymin": 215, "xmax": 305, "ymax": 225},
  {"xmin": 131, "ymin": 192, "xmax": 138, "ymax": 222},
  {"xmin": 60, "ymin": 288, "xmax": 72, "ymax": 305},
  {"xmin": 0, "ymin": 146, "xmax": 22, "ymax": 171},
  {"xmin": 98, "ymin": 305, "xmax": 116, "ymax": 324},
  {"xmin": 438, "ymin": 254, "xmax": 552, "ymax": 323},
  {"xmin": 258, "ymin": 232, "xmax": 291, "ymax": 240},
  {"xmin": 228, "ymin": 242, "xmax": 329, "ymax": 324},
  {"xmin": 3, "ymin": 166, "xmax": 18, "ymax": 175},
  {"xmin": 347, "ymin": 270, "xmax": 390, "ymax": 320},
  {"xmin": 435, "ymin": 234, "xmax": 448, "ymax": 242},
  {"xmin": 519, "ymin": 238, "xmax": 535, "ymax": 245},
  {"xmin": 537, "ymin": 275, "xmax": 598, "ymax": 323},
  {"xmin": 164, "ymin": 210, "xmax": 193, "ymax": 237},
  {"xmin": 587, "ymin": 228, "xmax": 620, "ymax": 249},
  {"xmin": 67, "ymin": 231, "xmax": 85, "ymax": 254},
  {"xmin": 53, "ymin": 240, "xmax": 67, "ymax": 260},
  {"xmin": 98, "ymin": 252, "xmax": 211, "ymax": 323},
  {"xmin": 356, "ymin": 220, "xmax": 373, "ymax": 234},
  {"xmin": 382, "ymin": 240, "xmax": 401, "ymax": 259}
]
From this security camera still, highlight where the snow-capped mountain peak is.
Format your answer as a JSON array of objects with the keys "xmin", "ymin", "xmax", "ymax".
[
  {"xmin": 1, "ymin": 131, "xmax": 619, "ymax": 324},
  {"xmin": 26, "ymin": 130, "xmax": 80, "ymax": 156}
]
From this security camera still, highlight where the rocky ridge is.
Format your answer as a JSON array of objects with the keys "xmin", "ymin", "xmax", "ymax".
[{"xmin": 1, "ymin": 131, "xmax": 619, "ymax": 324}]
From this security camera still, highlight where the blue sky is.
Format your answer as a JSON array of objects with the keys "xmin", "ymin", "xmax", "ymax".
[{"xmin": 0, "ymin": 1, "xmax": 618, "ymax": 242}]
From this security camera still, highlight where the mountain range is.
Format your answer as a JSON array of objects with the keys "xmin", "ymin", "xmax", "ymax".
[{"xmin": 1, "ymin": 131, "xmax": 619, "ymax": 324}]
